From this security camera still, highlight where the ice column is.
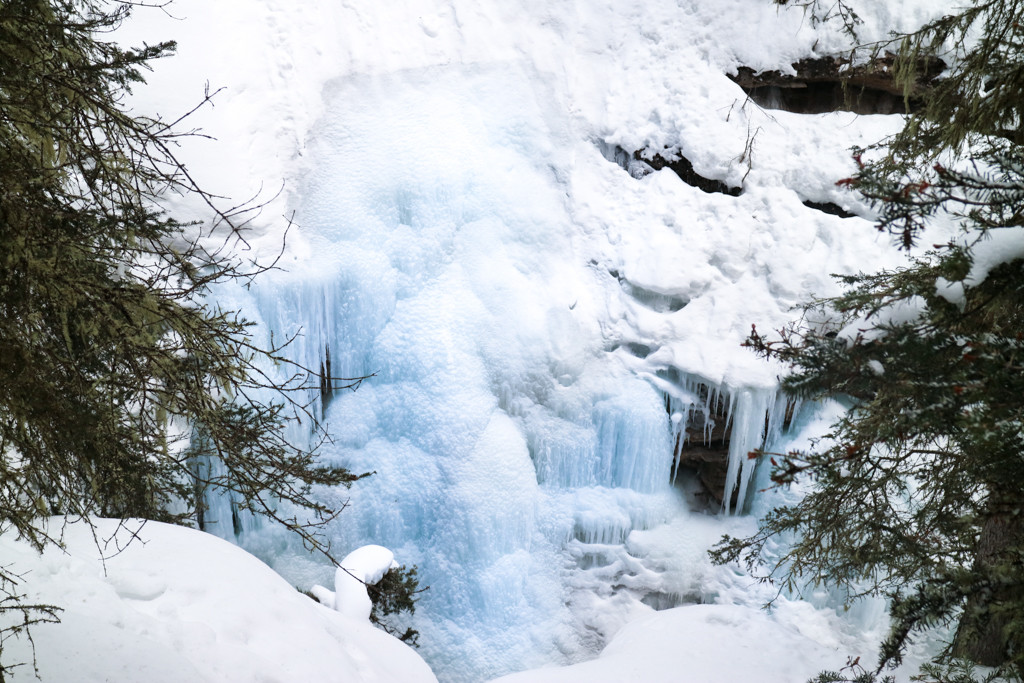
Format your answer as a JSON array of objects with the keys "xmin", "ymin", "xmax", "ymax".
[{"xmin": 657, "ymin": 370, "xmax": 781, "ymax": 513}]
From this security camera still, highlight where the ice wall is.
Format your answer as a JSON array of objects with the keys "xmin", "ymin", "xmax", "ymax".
[
  {"xmin": 223, "ymin": 83, "xmax": 793, "ymax": 672},
  {"xmin": 216, "ymin": 64, "xmax": 690, "ymax": 681}
]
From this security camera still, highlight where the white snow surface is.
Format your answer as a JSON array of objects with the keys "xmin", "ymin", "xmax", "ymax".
[
  {"xmin": 966, "ymin": 228, "xmax": 1024, "ymax": 286},
  {"xmin": 0, "ymin": 519, "xmax": 436, "ymax": 683},
  {"xmin": 492, "ymin": 603, "xmax": 848, "ymax": 683},
  {"xmin": 338, "ymin": 545, "xmax": 400, "ymax": 620},
  {"xmin": 44, "ymin": 0, "xmax": 964, "ymax": 681},
  {"xmin": 307, "ymin": 545, "xmax": 399, "ymax": 619}
]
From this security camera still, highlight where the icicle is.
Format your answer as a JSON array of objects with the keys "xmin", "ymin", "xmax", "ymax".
[
  {"xmin": 591, "ymin": 380, "xmax": 673, "ymax": 493},
  {"xmin": 720, "ymin": 387, "xmax": 777, "ymax": 514},
  {"xmin": 669, "ymin": 410, "xmax": 686, "ymax": 485},
  {"xmin": 763, "ymin": 392, "xmax": 791, "ymax": 447}
]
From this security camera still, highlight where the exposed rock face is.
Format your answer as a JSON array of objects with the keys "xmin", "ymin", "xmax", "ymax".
[
  {"xmin": 635, "ymin": 151, "xmax": 743, "ymax": 196},
  {"xmin": 678, "ymin": 443, "xmax": 733, "ymax": 506},
  {"xmin": 671, "ymin": 387, "xmax": 734, "ymax": 507},
  {"xmin": 672, "ymin": 388, "xmax": 797, "ymax": 507},
  {"xmin": 599, "ymin": 141, "xmax": 743, "ymax": 196},
  {"xmin": 729, "ymin": 53, "xmax": 945, "ymax": 115}
]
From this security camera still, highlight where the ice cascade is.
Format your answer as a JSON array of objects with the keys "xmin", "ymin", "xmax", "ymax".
[{"xmin": 202, "ymin": 63, "xmax": 793, "ymax": 683}]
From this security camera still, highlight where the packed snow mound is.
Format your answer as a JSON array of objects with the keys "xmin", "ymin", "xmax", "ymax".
[
  {"xmin": 490, "ymin": 603, "xmax": 848, "ymax": 683},
  {"xmin": 1, "ymin": 519, "xmax": 436, "ymax": 683}
]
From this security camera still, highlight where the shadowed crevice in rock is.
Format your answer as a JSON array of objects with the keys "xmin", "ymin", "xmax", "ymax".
[
  {"xmin": 607, "ymin": 269, "xmax": 689, "ymax": 313},
  {"xmin": 729, "ymin": 53, "xmax": 945, "ymax": 115},
  {"xmin": 668, "ymin": 385, "xmax": 734, "ymax": 507},
  {"xmin": 661, "ymin": 378, "xmax": 799, "ymax": 508},
  {"xmin": 637, "ymin": 150, "xmax": 743, "ymax": 196},
  {"xmin": 802, "ymin": 199, "xmax": 858, "ymax": 218},
  {"xmin": 597, "ymin": 141, "xmax": 743, "ymax": 196}
]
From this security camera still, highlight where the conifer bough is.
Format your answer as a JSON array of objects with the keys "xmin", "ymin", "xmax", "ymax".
[
  {"xmin": 0, "ymin": 0, "xmax": 367, "ymax": 674},
  {"xmin": 714, "ymin": 2, "xmax": 1024, "ymax": 680}
]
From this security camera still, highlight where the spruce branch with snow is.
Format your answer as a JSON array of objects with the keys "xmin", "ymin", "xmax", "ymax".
[
  {"xmin": 368, "ymin": 564, "xmax": 425, "ymax": 647},
  {"xmin": 772, "ymin": 0, "xmax": 862, "ymax": 37},
  {"xmin": 0, "ymin": 0, "xmax": 367, "ymax": 674},
  {"xmin": 713, "ymin": 1, "xmax": 1024, "ymax": 679}
]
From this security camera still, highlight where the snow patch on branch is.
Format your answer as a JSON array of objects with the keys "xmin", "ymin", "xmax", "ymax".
[
  {"xmin": 312, "ymin": 545, "xmax": 400, "ymax": 621},
  {"xmin": 838, "ymin": 296, "xmax": 927, "ymax": 346},
  {"xmin": 965, "ymin": 229, "xmax": 1024, "ymax": 287}
]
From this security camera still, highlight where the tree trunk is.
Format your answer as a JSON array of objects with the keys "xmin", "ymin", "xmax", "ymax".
[{"xmin": 952, "ymin": 501, "xmax": 1024, "ymax": 666}]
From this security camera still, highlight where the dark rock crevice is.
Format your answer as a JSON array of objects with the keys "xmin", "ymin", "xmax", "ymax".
[
  {"xmin": 667, "ymin": 385, "xmax": 736, "ymax": 508},
  {"xmin": 637, "ymin": 150, "xmax": 743, "ymax": 196},
  {"xmin": 660, "ymin": 374, "xmax": 799, "ymax": 509},
  {"xmin": 598, "ymin": 141, "xmax": 742, "ymax": 196},
  {"xmin": 729, "ymin": 53, "xmax": 945, "ymax": 115},
  {"xmin": 802, "ymin": 199, "xmax": 858, "ymax": 218}
]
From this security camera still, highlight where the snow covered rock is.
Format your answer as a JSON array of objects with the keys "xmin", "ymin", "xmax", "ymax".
[
  {"xmin": 0, "ymin": 519, "xmax": 436, "ymax": 683},
  {"xmin": 311, "ymin": 544, "xmax": 400, "ymax": 620}
]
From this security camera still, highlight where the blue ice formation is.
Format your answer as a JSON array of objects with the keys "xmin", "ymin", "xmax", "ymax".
[{"xmin": 197, "ymin": 64, "xmax": 791, "ymax": 682}]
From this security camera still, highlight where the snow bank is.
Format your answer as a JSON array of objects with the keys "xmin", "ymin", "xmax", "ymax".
[
  {"xmin": 490, "ymin": 603, "xmax": 849, "ymax": 683},
  {"xmin": 1, "ymin": 520, "xmax": 436, "ymax": 683}
]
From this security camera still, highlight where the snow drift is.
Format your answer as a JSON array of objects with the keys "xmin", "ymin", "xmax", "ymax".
[{"xmin": 1, "ymin": 520, "xmax": 436, "ymax": 683}]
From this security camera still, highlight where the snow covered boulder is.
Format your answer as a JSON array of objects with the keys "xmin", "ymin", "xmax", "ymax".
[
  {"xmin": 0, "ymin": 519, "xmax": 436, "ymax": 683},
  {"xmin": 310, "ymin": 544, "xmax": 400, "ymax": 621},
  {"xmin": 336, "ymin": 545, "xmax": 401, "ymax": 620}
]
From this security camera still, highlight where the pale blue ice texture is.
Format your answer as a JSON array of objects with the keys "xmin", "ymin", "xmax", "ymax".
[{"xmin": 200, "ymin": 65, "xmax": 790, "ymax": 683}]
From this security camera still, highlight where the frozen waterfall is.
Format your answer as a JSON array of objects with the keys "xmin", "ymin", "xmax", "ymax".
[
  {"xmin": 186, "ymin": 62, "xmax": 800, "ymax": 683},
  {"xmin": 104, "ymin": 0, "xmax": 955, "ymax": 678}
]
